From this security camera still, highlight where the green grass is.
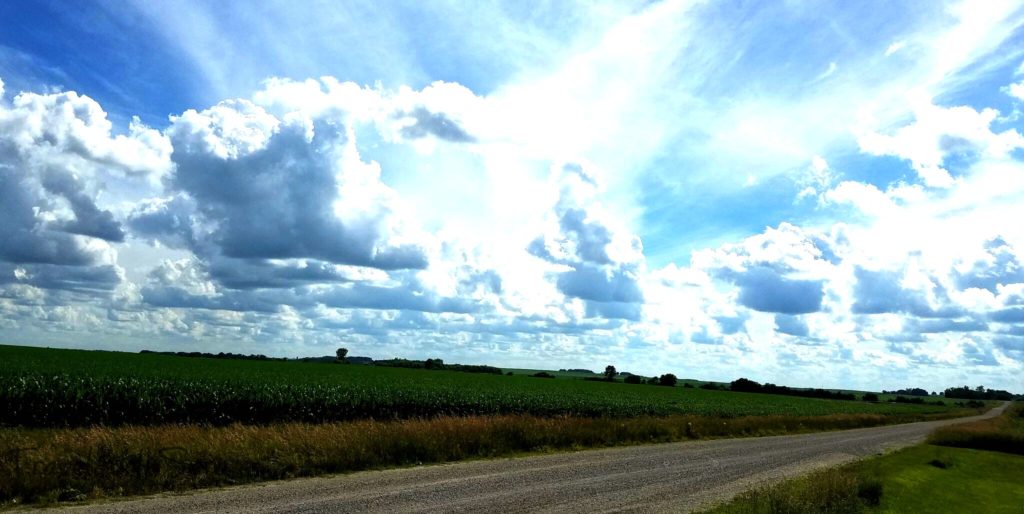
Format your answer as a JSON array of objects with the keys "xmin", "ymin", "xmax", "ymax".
[
  {"xmin": 705, "ymin": 445, "xmax": 1024, "ymax": 514},
  {"xmin": 705, "ymin": 403, "xmax": 1024, "ymax": 513},
  {"xmin": 0, "ymin": 344, "xmax": 969, "ymax": 427},
  {"xmin": 863, "ymin": 445, "xmax": 1024, "ymax": 513}
]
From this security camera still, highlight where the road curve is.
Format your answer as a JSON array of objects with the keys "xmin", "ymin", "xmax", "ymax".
[{"xmin": 54, "ymin": 404, "xmax": 1007, "ymax": 514}]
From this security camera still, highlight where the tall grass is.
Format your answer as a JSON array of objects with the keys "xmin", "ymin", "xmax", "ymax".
[
  {"xmin": 0, "ymin": 411, "xmax": 967, "ymax": 506},
  {"xmin": 706, "ymin": 467, "xmax": 882, "ymax": 514},
  {"xmin": 927, "ymin": 402, "xmax": 1024, "ymax": 455}
]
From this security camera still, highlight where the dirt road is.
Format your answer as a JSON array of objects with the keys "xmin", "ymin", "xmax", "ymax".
[{"xmin": 54, "ymin": 404, "xmax": 1006, "ymax": 513}]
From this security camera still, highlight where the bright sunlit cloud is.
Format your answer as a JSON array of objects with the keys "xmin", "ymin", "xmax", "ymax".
[{"xmin": 1, "ymin": 0, "xmax": 1023, "ymax": 392}]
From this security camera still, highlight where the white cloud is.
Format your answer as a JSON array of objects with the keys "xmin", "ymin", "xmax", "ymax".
[
  {"xmin": 1008, "ymin": 81, "xmax": 1024, "ymax": 101},
  {"xmin": 529, "ymin": 163, "xmax": 646, "ymax": 320},
  {"xmin": 159, "ymin": 95, "xmax": 430, "ymax": 271},
  {"xmin": 4, "ymin": 0, "xmax": 1024, "ymax": 391},
  {"xmin": 885, "ymin": 40, "xmax": 906, "ymax": 57},
  {"xmin": 824, "ymin": 181, "xmax": 899, "ymax": 218},
  {"xmin": 0, "ymin": 86, "xmax": 169, "ymax": 292},
  {"xmin": 856, "ymin": 90, "xmax": 1024, "ymax": 188}
]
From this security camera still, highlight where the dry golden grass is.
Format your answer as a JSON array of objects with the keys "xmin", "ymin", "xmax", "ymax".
[
  {"xmin": 0, "ymin": 410, "xmax": 978, "ymax": 506},
  {"xmin": 927, "ymin": 402, "xmax": 1024, "ymax": 455},
  {"xmin": 705, "ymin": 465, "xmax": 880, "ymax": 514}
]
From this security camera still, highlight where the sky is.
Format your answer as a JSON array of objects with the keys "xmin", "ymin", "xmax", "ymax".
[{"xmin": 2, "ymin": 0, "xmax": 1024, "ymax": 392}]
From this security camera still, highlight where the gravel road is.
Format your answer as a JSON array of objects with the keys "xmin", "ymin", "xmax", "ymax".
[{"xmin": 53, "ymin": 404, "xmax": 1006, "ymax": 514}]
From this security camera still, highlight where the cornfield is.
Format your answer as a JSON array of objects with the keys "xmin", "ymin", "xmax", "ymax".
[{"xmin": 0, "ymin": 345, "xmax": 964, "ymax": 428}]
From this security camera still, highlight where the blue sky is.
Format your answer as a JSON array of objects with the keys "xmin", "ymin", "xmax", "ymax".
[{"xmin": 2, "ymin": 0, "xmax": 1024, "ymax": 392}]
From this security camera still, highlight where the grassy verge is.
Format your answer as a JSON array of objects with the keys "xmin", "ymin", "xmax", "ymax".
[
  {"xmin": 703, "ymin": 402, "xmax": 1023, "ymax": 513},
  {"xmin": 704, "ymin": 445, "xmax": 1024, "ymax": 514},
  {"xmin": 927, "ymin": 402, "xmax": 1024, "ymax": 455},
  {"xmin": 0, "ymin": 410, "xmax": 980, "ymax": 507}
]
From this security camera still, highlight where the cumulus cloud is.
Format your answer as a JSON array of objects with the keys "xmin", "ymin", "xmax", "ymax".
[
  {"xmin": 206, "ymin": 259, "xmax": 361, "ymax": 291},
  {"xmin": 136, "ymin": 248, "xmax": 492, "ymax": 317},
  {"xmin": 852, "ymin": 267, "xmax": 964, "ymax": 318},
  {"xmin": 954, "ymin": 237, "xmax": 1024, "ymax": 293},
  {"xmin": 823, "ymin": 181, "xmax": 900, "ymax": 218},
  {"xmin": 795, "ymin": 155, "xmax": 836, "ymax": 200},
  {"xmin": 127, "ymin": 194, "xmax": 199, "ymax": 250},
  {"xmin": 140, "ymin": 259, "xmax": 297, "ymax": 313},
  {"xmin": 775, "ymin": 314, "xmax": 809, "ymax": 337},
  {"xmin": 961, "ymin": 340, "xmax": 998, "ymax": 366},
  {"xmin": 856, "ymin": 91, "xmax": 1024, "ymax": 187},
  {"xmin": 693, "ymin": 223, "xmax": 835, "ymax": 315},
  {"xmin": 3, "ymin": 19, "xmax": 1024, "ymax": 392},
  {"xmin": 398, "ymin": 107, "xmax": 476, "ymax": 143},
  {"xmin": 317, "ymin": 279, "xmax": 477, "ymax": 314},
  {"xmin": 715, "ymin": 315, "xmax": 747, "ymax": 335},
  {"xmin": 994, "ymin": 335, "xmax": 1024, "ymax": 361},
  {"xmin": 0, "ymin": 262, "xmax": 121, "ymax": 293},
  {"xmin": 161, "ymin": 98, "xmax": 428, "ymax": 271},
  {"xmin": 0, "ymin": 169, "xmax": 97, "ymax": 266},
  {"xmin": 735, "ymin": 268, "xmax": 824, "ymax": 314},
  {"xmin": 1008, "ymin": 81, "xmax": 1024, "ymax": 101},
  {"xmin": 0, "ymin": 84, "xmax": 168, "ymax": 292},
  {"xmin": 991, "ymin": 307, "xmax": 1024, "ymax": 323},
  {"xmin": 40, "ymin": 170, "xmax": 125, "ymax": 242},
  {"xmin": 915, "ymin": 318, "xmax": 988, "ymax": 334},
  {"xmin": 529, "ymin": 164, "xmax": 645, "ymax": 320}
]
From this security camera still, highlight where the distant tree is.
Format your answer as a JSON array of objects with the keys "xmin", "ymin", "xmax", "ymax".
[
  {"xmin": 862, "ymin": 393, "xmax": 879, "ymax": 402},
  {"xmin": 425, "ymin": 358, "xmax": 445, "ymax": 370},
  {"xmin": 945, "ymin": 385, "xmax": 1013, "ymax": 401},
  {"xmin": 604, "ymin": 365, "xmax": 617, "ymax": 381},
  {"xmin": 335, "ymin": 348, "xmax": 348, "ymax": 362},
  {"xmin": 647, "ymin": 376, "xmax": 660, "ymax": 385},
  {"xmin": 658, "ymin": 374, "xmax": 678, "ymax": 387},
  {"xmin": 624, "ymin": 375, "xmax": 643, "ymax": 384},
  {"xmin": 730, "ymin": 378, "xmax": 762, "ymax": 393}
]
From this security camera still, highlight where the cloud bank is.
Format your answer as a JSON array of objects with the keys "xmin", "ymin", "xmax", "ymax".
[{"xmin": 2, "ymin": 0, "xmax": 1024, "ymax": 392}]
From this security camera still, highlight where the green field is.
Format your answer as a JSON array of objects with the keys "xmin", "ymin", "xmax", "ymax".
[
  {"xmin": 0, "ymin": 344, "xmax": 995, "ymax": 507},
  {"xmin": 0, "ymin": 344, "xmax": 966, "ymax": 427}
]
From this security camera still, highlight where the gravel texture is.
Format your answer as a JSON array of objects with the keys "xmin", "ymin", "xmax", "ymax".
[{"xmin": 50, "ymin": 404, "xmax": 1005, "ymax": 514}]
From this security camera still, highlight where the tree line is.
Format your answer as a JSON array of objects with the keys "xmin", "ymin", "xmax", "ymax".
[{"xmin": 729, "ymin": 378, "xmax": 857, "ymax": 401}]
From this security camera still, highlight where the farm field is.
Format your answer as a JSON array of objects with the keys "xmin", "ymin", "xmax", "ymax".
[
  {"xmin": 0, "ymin": 344, "xmax": 992, "ymax": 507},
  {"xmin": 0, "ymin": 344, "xmax": 968, "ymax": 428}
]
